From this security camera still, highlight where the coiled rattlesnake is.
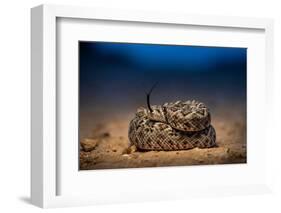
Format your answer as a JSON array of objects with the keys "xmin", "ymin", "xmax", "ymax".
[{"xmin": 128, "ymin": 100, "xmax": 216, "ymax": 151}]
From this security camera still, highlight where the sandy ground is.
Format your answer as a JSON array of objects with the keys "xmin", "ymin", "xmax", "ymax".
[{"xmin": 79, "ymin": 107, "xmax": 246, "ymax": 170}]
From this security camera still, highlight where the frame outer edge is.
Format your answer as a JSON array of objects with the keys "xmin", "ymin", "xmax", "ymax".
[
  {"xmin": 264, "ymin": 20, "xmax": 274, "ymax": 192},
  {"xmin": 31, "ymin": 5, "xmax": 44, "ymax": 208},
  {"xmin": 44, "ymin": 4, "xmax": 270, "ymax": 29},
  {"xmin": 42, "ymin": 4, "xmax": 57, "ymax": 208}
]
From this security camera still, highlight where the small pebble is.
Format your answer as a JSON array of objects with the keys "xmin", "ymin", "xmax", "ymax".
[
  {"xmin": 80, "ymin": 138, "xmax": 99, "ymax": 152},
  {"xmin": 102, "ymin": 132, "xmax": 110, "ymax": 137}
]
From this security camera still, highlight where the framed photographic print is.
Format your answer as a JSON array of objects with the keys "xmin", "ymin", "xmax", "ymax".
[{"xmin": 31, "ymin": 4, "xmax": 274, "ymax": 208}]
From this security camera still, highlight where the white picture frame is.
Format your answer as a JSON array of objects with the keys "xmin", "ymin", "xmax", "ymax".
[{"xmin": 31, "ymin": 4, "xmax": 274, "ymax": 208}]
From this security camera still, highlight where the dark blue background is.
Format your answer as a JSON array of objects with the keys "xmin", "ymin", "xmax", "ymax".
[{"xmin": 79, "ymin": 41, "xmax": 246, "ymax": 116}]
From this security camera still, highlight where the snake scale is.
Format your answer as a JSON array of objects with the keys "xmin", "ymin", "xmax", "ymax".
[{"xmin": 128, "ymin": 100, "xmax": 216, "ymax": 151}]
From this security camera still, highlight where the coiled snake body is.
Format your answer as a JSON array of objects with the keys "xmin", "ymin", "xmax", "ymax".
[{"xmin": 128, "ymin": 100, "xmax": 216, "ymax": 151}]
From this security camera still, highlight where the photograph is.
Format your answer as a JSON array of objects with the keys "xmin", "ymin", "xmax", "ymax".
[{"xmin": 79, "ymin": 41, "xmax": 247, "ymax": 170}]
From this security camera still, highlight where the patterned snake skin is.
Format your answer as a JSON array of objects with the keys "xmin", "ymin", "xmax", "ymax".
[{"xmin": 128, "ymin": 100, "xmax": 216, "ymax": 151}]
